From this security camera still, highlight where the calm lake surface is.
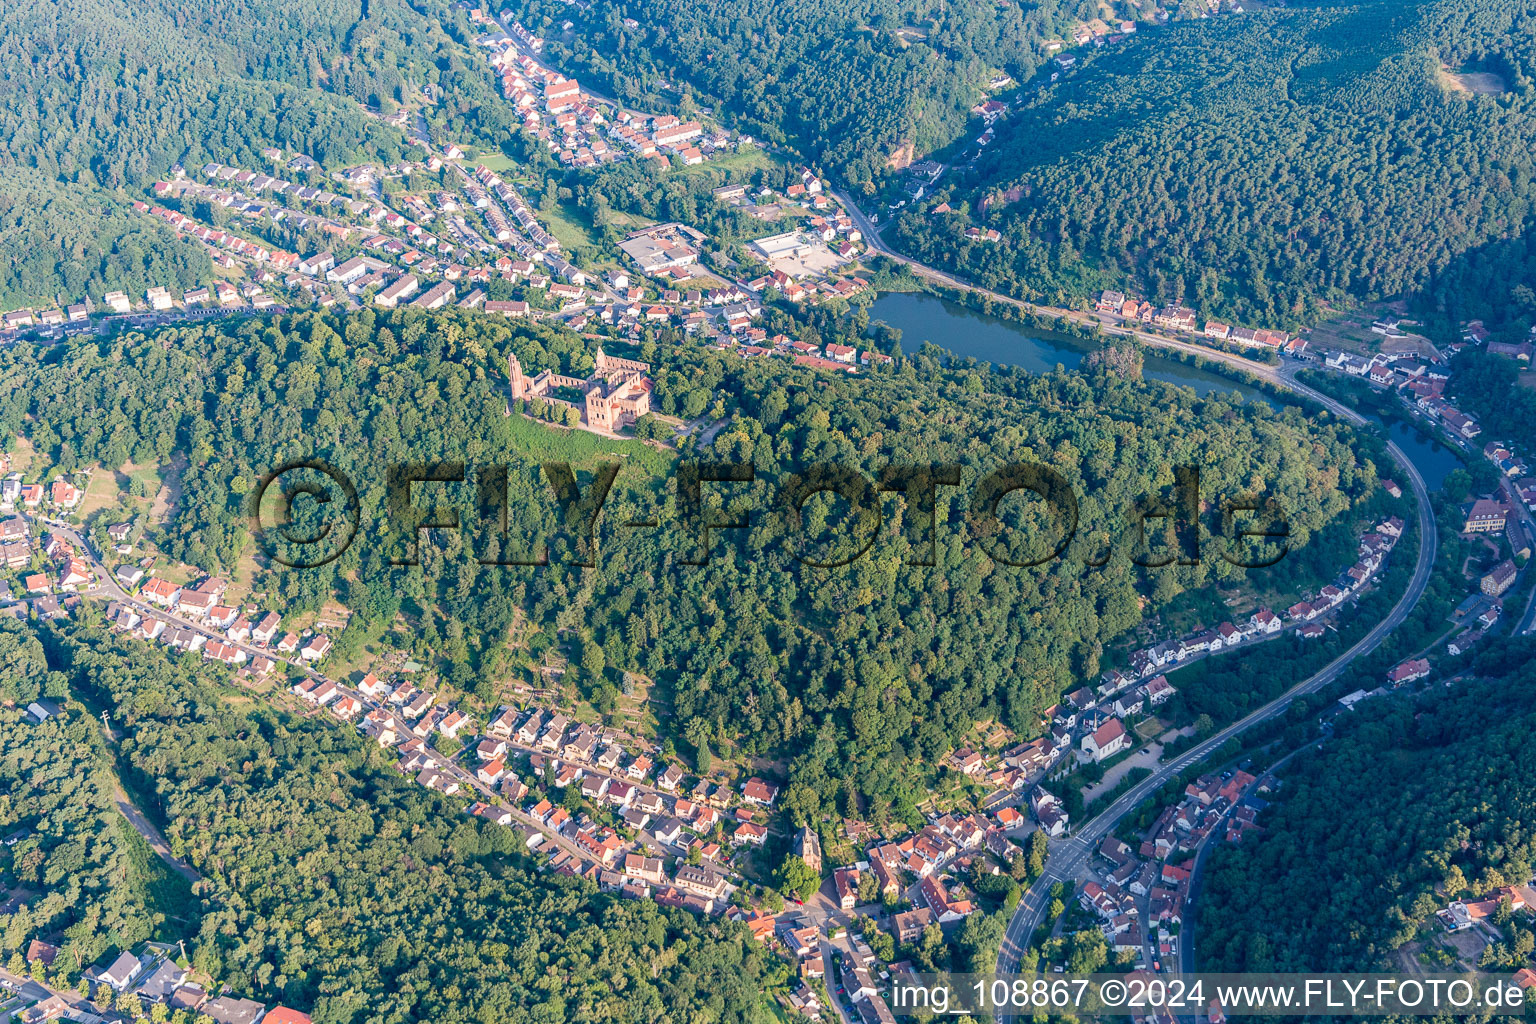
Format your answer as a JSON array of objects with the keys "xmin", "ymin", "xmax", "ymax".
[
  {"xmin": 868, "ymin": 292, "xmax": 1278, "ymax": 404},
  {"xmin": 1373, "ymin": 418, "xmax": 1461, "ymax": 492},
  {"xmin": 867, "ymin": 291, "xmax": 1459, "ymax": 490}
]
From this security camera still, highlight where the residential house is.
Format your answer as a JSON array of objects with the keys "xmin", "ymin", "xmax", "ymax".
[
  {"xmin": 515, "ymin": 711, "xmax": 544, "ymax": 745},
  {"xmin": 733, "ymin": 821, "xmax": 768, "ymax": 846},
  {"xmin": 1387, "ymin": 658, "xmax": 1431, "ymax": 686},
  {"xmin": 1031, "ymin": 789, "xmax": 1069, "ymax": 837},
  {"xmin": 251, "ymin": 611, "xmax": 281, "ymax": 644},
  {"xmin": 299, "ymin": 635, "xmax": 331, "ymax": 661},
  {"xmin": 894, "ymin": 907, "xmax": 934, "ymax": 943},
  {"xmin": 833, "ymin": 866, "xmax": 861, "ymax": 910},
  {"xmin": 623, "ymin": 854, "xmax": 667, "ymax": 885},
  {"xmin": 742, "ymin": 776, "xmax": 779, "ymax": 805},
  {"xmin": 99, "ymin": 950, "xmax": 144, "ymax": 992},
  {"xmin": 653, "ymin": 818, "xmax": 686, "ymax": 845}
]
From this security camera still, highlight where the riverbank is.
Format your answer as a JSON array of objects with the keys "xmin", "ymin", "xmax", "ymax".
[{"xmin": 863, "ymin": 286, "xmax": 1462, "ymax": 492}]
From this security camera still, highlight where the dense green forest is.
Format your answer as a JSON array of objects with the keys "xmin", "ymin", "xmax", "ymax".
[
  {"xmin": 0, "ymin": 621, "xmax": 776, "ymax": 1023},
  {"xmin": 0, "ymin": 0, "xmax": 543, "ymax": 189},
  {"xmin": 0, "ymin": 628, "xmax": 172, "ymax": 973},
  {"xmin": 0, "ymin": 0, "xmax": 411, "ymax": 189},
  {"xmin": 2, "ymin": 306, "xmax": 1382, "ymax": 823},
  {"xmin": 1446, "ymin": 348, "xmax": 1536, "ymax": 453},
  {"xmin": 893, "ymin": 0, "xmax": 1536, "ymax": 329},
  {"xmin": 0, "ymin": 0, "xmax": 518, "ymax": 306},
  {"xmin": 0, "ymin": 170, "xmax": 211, "ymax": 310},
  {"xmin": 1198, "ymin": 639, "xmax": 1536, "ymax": 972},
  {"xmin": 1415, "ymin": 229, "xmax": 1536, "ymax": 346},
  {"xmin": 507, "ymin": 0, "xmax": 1101, "ymax": 187},
  {"xmin": 0, "ymin": 706, "xmax": 167, "ymax": 978}
]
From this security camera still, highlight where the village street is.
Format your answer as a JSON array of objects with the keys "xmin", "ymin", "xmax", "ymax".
[
  {"xmin": 1000, "ymin": 357, "xmax": 1436, "ymax": 1017},
  {"xmin": 822, "ymin": 193, "xmax": 1444, "ymax": 1017},
  {"xmin": 18, "ymin": 513, "xmax": 610, "ymax": 873},
  {"xmin": 0, "ymin": 967, "xmax": 109, "ymax": 1024}
]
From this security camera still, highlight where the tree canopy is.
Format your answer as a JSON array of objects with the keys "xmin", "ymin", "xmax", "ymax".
[
  {"xmin": 0, "ymin": 620, "xmax": 777, "ymax": 1023},
  {"xmin": 3, "ymin": 306, "xmax": 1381, "ymax": 824},
  {"xmin": 1200, "ymin": 640, "xmax": 1536, "ymax": 971},
  {"xmin": 893, "ymin": 0, "xmax": 1536, "ymax": 328}
]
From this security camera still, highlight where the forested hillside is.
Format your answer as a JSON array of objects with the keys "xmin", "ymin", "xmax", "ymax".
[
  {"xmin": 1445, "ymin": 348, "xmax": 1536, "ymax": 454},
  {"xmin": 1, "ymin": 621, "xmax": 775, "ymax": 1023},
  {"xmin": 1198, "ymin": 640, "xmax": 1536, "ymax": 972},
  {"xmin": 2, "ymin": 307, "xmax": 1381, "ymax": 824},
  {"xmin": 0, "ymin": 627, "xmax": 173, "ymax": 970},
  {"xmin": 0, "ymin": 0, "xmax": 536, "ymax": 188},
  {"xmin": 0, "ymin": 0, "xmax": 514, "ymax": 305},
  {"xmin": 1415, "ymin": 230, "xmax": 1536, "ymax": 346},
  {"xmin": 893, "ymin": 0, "xmax": 1536, "ymax": 329},
  {"xmin": 507, "ymin": 0, "xmax": 1100, "ymax": 187},
  {"xmin": 0, "ymin": 0, "xmax": 411, "ymax": 189},
  {"xmin": 0, "ymin": 170, "xmax": 211, "ymax": 310}
]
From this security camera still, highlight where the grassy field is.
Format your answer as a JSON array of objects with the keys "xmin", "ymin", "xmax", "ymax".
[
  {"xmin": 223, "ymin": 545, "xmax": 265, "ymax": 609},
  {"xmin": 320, "ymin": 643, "xmax": 375, "ymax": 684},
  {"xmin": 471, "ymin": 150, "xmax": 520, "ymax": 174},
  {"xmin": 503, "ymin": 413, "xmax": 675, "ymax": 476},
  {"xmin": 1303, "ymin": 308, "xmax": 1390, "ymax": 355},
  {"xmin": 62, "ymin": 460, "xmax": 164, "ymax": 526},
  {"xmin": 148, "ymin": 454, "xmax": 186, "ymax": 526},
  {"xmin": 112, "ymin": 813, "xmax": 199, "ymax": 939},
  {"xmin": 150, "ymin": 562, "xmax": 199, "ymax": 586},
  {"xmin": 313, "ymin": 601, "xmax": 352, "ymax": 632},
  {"xmin": 672, "ymin": 148, "xmax": 781, "ymax": 182},
  {"xmin": 77, "ymin": 467, "xmax": 121, "ymax": 517},
  {"xmin": 123, "ymin": 461, "xmax": 166, "ymax": 500},
  {"xmin": 607, "ymin": 207, "xmax": 655, "ymax": 233},
  {"xmin": 536, "ymin": 199, "xmax": 599, "ymax": 250},
  {"xmin": 761, "ymin": 992, "xmax": 796, "ymax": 1024}
]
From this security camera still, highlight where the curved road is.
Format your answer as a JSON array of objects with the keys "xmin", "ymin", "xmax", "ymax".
[
  {"xmin": 997, "ymin": 427, "xmax": 1434, "ymax": 984},
  {"xmin": 829, "ymin": 193, "xmax": 1440, "ymax": 987},
  {"xmin": 32, "ymin": 197, "xmax": 1443, "ymax": 1000}
]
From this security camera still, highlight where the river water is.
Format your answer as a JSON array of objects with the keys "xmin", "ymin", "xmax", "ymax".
[
  {"xmin": 867, "ymin": 291, "xmax": 1459, "ymax": 490},
  {"xmin": 1374, "ymin": 418, "xmax": 1461, "ymax": 492}
]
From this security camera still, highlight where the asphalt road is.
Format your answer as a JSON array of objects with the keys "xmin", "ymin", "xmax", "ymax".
[{"xmin": 828, "ymin": 193, "xmax": 1442, "ymax": 995}]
